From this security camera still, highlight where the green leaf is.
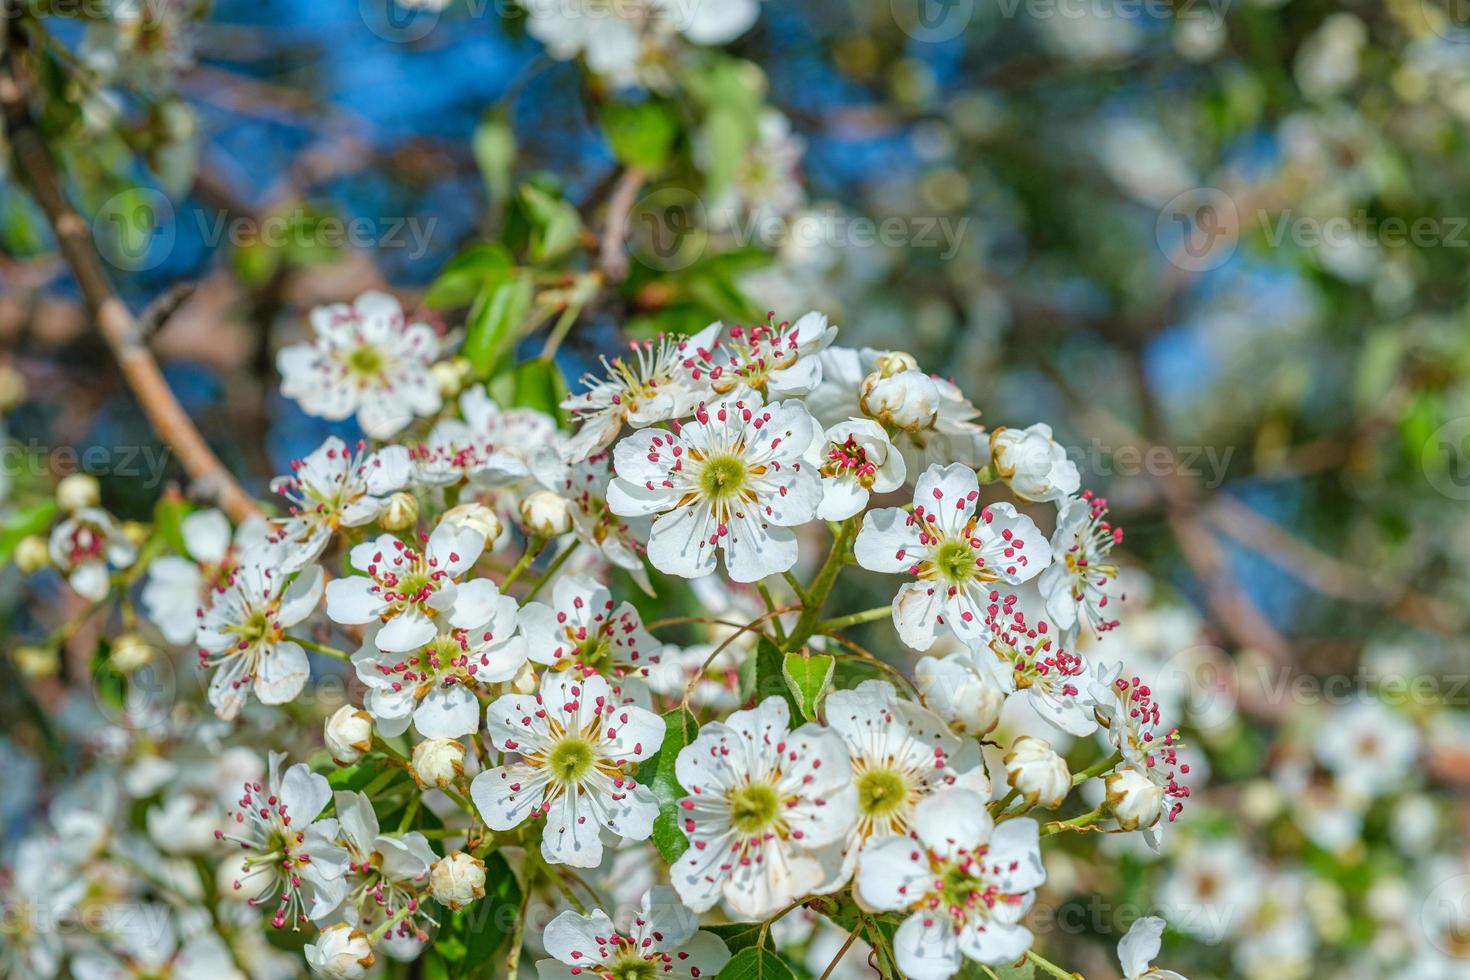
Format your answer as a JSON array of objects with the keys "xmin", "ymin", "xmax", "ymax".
[
  {"xmin": 753, "ymin": 637, "xmax": 801, "ymax": 720},
  {"xmin": 637, "ymin": 708, "xmax": 700, "ymax": 863},
  {"xmin": 519, "ymin": 185, "xmax": 583, "ymax": 263},
  {"xmin": 463, "ymin": 272, "xmax": 533, "ymax": 380},
  {"xmin": 0, "ymin": 500, "xmax": 58, "ymax": 564},
  {"xmin": 702, "ymin": 105, "xmax": 754, "ymax": 196},
  {"xmin": 512, "ymin": 358, "xmax": 567, "ymax": 422},
  {"xmin": 717, "ymin": 946, "xmax": 798, "ymax": 980},
  {"xmin": 781, "ymin": 651, "xmax": 835, "ymax": 721},
  {"xmin": 473, "ymin": 112, "xmax": 517, "ymax": 206},
  {"xmin": 152, "ymin": 496, "xmax": 192, "ymax": 557},
  {"xmin": 326, "ymin": 757, "xmax": 390, "ymax": 791},
  {"xmin": 602, "ymin": 101, "xmax": 678, "ymax": 173},
  {"xmin": 704, "ymin": 922, "xmax": 769, "ymax": 955},
  {"xmin": 423, "ymin": 243, "xmax": 513, "ymax": 309}
]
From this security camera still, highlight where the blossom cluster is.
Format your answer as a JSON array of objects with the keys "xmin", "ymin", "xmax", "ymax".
[{"xmin": 0, "ymin": 292, "xmax": 1200, "ymax": 980}]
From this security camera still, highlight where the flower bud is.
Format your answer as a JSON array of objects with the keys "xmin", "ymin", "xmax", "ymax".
[
  {"xmin": 512, "ymin": 661, "xmax": 540, "ymax": 695},
  {"xmin": 1106, "ymin": 767, "xmax": 1165, "ymax": 831},
  {"xmin": 305, "ymin": 923, "xmax": 376, "ymax": 980},
  {"xmin": 121, "ymin": 521, "xmax": 150, "ymax": 548},
  {"xmin": 859, "ymin": 367, "xmax": 940, "ymax": 432},
  {"xmin": 325, "ymin": 705, "xmax": 374, "ymax": 766},
  {"xmin": 1004, "ymin": 736, "xmax": 1071, "ymax": 809},
  {"xmin": 15, "ymin": 645, "xmax": 58, "ymax": 679},
  {"xmin": 871, "ymin": 350, "xmax": 920, "ymax": 377},
  {"xmin": 13, "ymin": 535, "xmax": 49, "ymax": 573},
  {"xmin": 111, "ymin": 633, "xmax": 155, "ymax": 672},
  {"xmin": 430, "ymin": 851, "xmax": 486, "ymax": 911},
  {"xmin": 990, "ymin": 423, "xmax": 1080, "ymax": 504},
  {"xmin": 56, "ymin": 473, "xmax": 101, "ymax": 512},
  {"xmin": 431, "ymin": 359, "xmax": 466, "ymax": 399},
  {"xmin": 442, "ymin": 503, "xmax": 504, "ymax": 545},
  {"xmin": 379, "ymin": 492, "xmax": 420, "ymax": 532},
  {"xmin": 0, "ymin": 362, "xmax": 27, "ymax": 412},
  {"xmin": 519, "ymin": 490, "xmax": 573, "ymax": 538},
  {"xmin": 914, "ymin": 654, "xmax": 1003, "ymax": 736},
  {"xmin": 412, "ymin": 737, "xmax": 466, "ymax": 789}
]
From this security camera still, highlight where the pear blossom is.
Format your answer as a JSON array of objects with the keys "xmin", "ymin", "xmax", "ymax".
[
  {"xmin": 1090, "ymin": 662, "xmax": 1190, "ymax": 843},
  {"xmin": 1038, "ymin": 490, "xmax": 1124, "ymax": 638},
  {"xmin": 142, "ymin": 508, "xmax": 270, "ymax": 644},
  {"xmin": 1118, "ymin": 917, "xmax": 1188, "ymax": 980},
  {"xmin": 517, "ymin": 575, "xmax": 667, "ymax": 688},
  {"xmin": 216, "ymin": 753, "xmax": 349, "ymax": 928},
  {"xmin": 809, "ymin": 418, "xmax": 906, "ymax": 520},
  {"xmin": 1004, "ymin": 736, "xmax": 1071, "ymax": 809},
  {"xmin": 535, "ymin": 887, "xmax": 731, "ymax": 980},
  {"xmin": 48, "ymin": 507, "xmax": 137, "ymax": 601},
  {"xmin": 684, "ymin": 312, "xmax": 838, "ymax": 403},
  {"xmin": 854, "ymin": 788, "xmax": 1045, "ymax": 979},
  {"xmin": 671, "ymin": 697, "xmax": 857, "ymax": 919},
  {"xmin": 522, "ymin": 0, "xmax": 764, "ymax": 90},
  {"xmin": 989, "ymin": 423, "xmax": 1080, "ymax": 504},
  {"xmin": 56, "ymin": 471, "xmax": 101, "ymax": 511},
  {"xmin": 349, "ymin": 575, "xmax": 525, "ymax": 739},
  {"xmin": 305, "ymin": 924, "xmax": 375, "ymax": 979},
  {"xmin": 414, "ymin": 386, "xmax": 556, "ymax": 487},
  {"xmin": 606, "ymin": 398, "xmax": 822, "ymax": 582},
  {"xmin": 333, "ymin": 791, "xmax": 437, "ymax": 948},
  {"xmin": 268, "ymin": 437, "xmax": 413, "ymax": 573},
  {"xmin": 1312, "ymin": 700, "xmax": 1420, "ymax": 799},
  {"xmin": 470, "ymin": 670, "xmax": 664, "ymax": 868},
  {"xmin": 196, "ymin": 557, "xmax": 324, "ymax": 720},
  {"xmin": 411, "ymin": 738, "xmax": 466, "ymax": 790},
  {"xmin": 913, "ymin": 653, "xmax": 1004, "ymax": 736},
  {"xmin": 325, "ymin": 522, "xmax": 492, "ymax": 654},
  {"xmin": 819, "ymin": 680, "xmax": 980, "ymax": 887},
  {"xmin": 978, "ymin": 597, "xmax": 1098, "ymax": 737},
  {"xmin": 531, "ymin": 448, "xmax": 652, "ymax": 588},
  {"xmin": 709, "ymin": 111, "xmax": 806, "ymax": 226},
  {"xmin": 807, "ymin": 347, "xmax": 988, "ymax": 473},
  {"xmin": 69, "ymin": 906, "xmax": 237, "ymax": 979},
  {"xmin": 429, "ymin": 852, "xmax": 485, "ymax": 911},
  {"xmin": 324, "ymin": 706, "xmax": 373, "ymax": 766},
  {"xmin": 278, "ymin": 291, "xmax": 441, "ymax": 439},
  {"xmin": 560, "ymin": 327, "xmax": 718, "ymax": 463},
  {"xmin": 1106, "ymin": 768, "xmax": 1165, "ymax": 834},
  {"xmin": 520, "ymin": 489, "xmax": 574, "ymax": 538},
  {"xmin": 854, "ymin": 462, "xmax": 1050, "ymax": 651}
]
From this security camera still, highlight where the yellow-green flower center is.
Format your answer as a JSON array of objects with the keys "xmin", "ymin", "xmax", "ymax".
[
  {"xmin": 728, "ymin": 781, "xmax": 781, "ymax": 835},
  {"xmin": 699, "ymin": 454, "xmax": 748, "ymax": 502},
  {"xmin": 347, "ymin": 344, "xmax": 385, "ymax": 377},
  {"xmin": 548, "ymin": 737, "xmax": 596, "ymax": 785},
  {"xmin": 857, "ymin": 767, "xmax": 911, "ymax": 821},
  {"xmin": 934, "ymin": 538, "xmax": 977, "ymax": 583}
]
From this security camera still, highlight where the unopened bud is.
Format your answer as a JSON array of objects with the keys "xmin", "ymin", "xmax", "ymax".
[
  {"xmin": 325, "ymin": 705, "xmax": 374, "ymax": 766},
  {"xmin": 56, "ymin": 473, "xmax": 101, "ymax": 512},
  {"xmin": 1004, "ymin": 736, "xmax": 1071, "ymax": 809},
  {"xmin": 379, "ymin": 492, "xmax": 420, "ymax": 532},
  {"xmin": 14, "ymin": 535, "xmax": 49, "ymax": 574},
  {"xmin": 412, "ymin": 737, "xmax": 466, "ymax": 790},
  {"xmin": 430, "ymin": 851, "xmax": 486, "ymax": 911},
  {"xmin": 1106, "ymin": 768, "xmax": 1165, "ymax": 831},
  {"xmin": 442, "ymin": 503, "xmax": 504, "ymax": 544},
  {"xmin": 111, "ymin": 633, "xmax": 155, "ymax": 672},
  {"xmin": 519, "ymin": 490, "xmax": 573, "ymax": 538},
  {"xmin": 15, "ymin": 645, "xmax": 58, "ymax": 679}
]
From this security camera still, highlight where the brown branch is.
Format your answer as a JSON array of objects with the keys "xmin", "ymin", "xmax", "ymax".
[
  {"xmin": 0, "ymin": 15, "xmax": 258, "ymax": 521},
  {"xmin": 597, "ymin": 167, "xmax": 645, "ymax": 284}
]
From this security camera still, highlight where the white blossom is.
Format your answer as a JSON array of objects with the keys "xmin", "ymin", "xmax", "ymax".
[
  {"xmin": 1118, "ymin": 916, "xmax": 1188, "ymax": 980},
  {"xmin": 471, "ymin": 670, "xmax": 664, "ymax": 868},
  {"xmin": 268, "ymin": 437, "xmax": 412, "ymax": 573},
  {"xmin": 854, "ymin": 463, "xmax": 1049, "ymax": 651},
  {"xmin": 535, "ymin": 887, "xmax": 731, "ymax": 980},
  {"xmin": 1038, "ymin": 491, "xmax": 1123, "ymax": 638},
  {"xmin": 48, "ymin": 507, "xmax": 136, "ymax": 601},
  {"xmin": 855, "ymin": 788, "xmax": 1045, "ymax": 979},
  {"xmin": 671, "ymin": 697, "xmax": 856, "ymax": 919},
  {"xmin": 607, "ymin": 398, "xmax": 822, "ymax": 582},
  {"xmin": 989, "ymin": 423, "xmax": 1080, "ymax": 504},
  {"xmin": 278, "ymin": 291, "xmax": 441, "ymax": 440},
  {"xmin": 683, "ymin": 312, "xmax": 838, "ymax": 404},
  {"xmin": 809, "ymin": 418, "xmax": 906, "ymax": 521}
]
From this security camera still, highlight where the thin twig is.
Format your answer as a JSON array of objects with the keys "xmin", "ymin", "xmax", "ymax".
[
  {"xmin": 0, "ymin": 12, "xmax": 257, "ymax": 520},
  {"xmin": 597, "ymin": 167, "xmax": 645, "ymax": 283}
]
